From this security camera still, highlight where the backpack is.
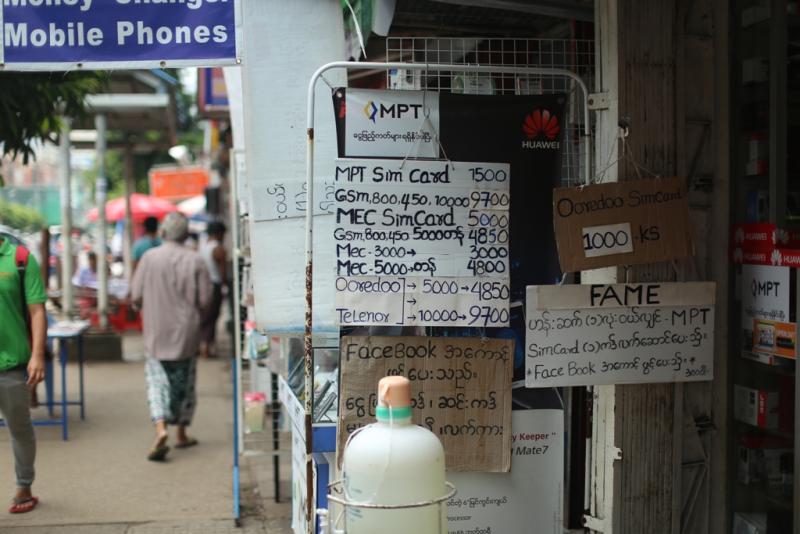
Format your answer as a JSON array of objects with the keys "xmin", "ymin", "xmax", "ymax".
[{"xmin": 14, "ymin": 245, "xmax": 31, "ymax": 336}]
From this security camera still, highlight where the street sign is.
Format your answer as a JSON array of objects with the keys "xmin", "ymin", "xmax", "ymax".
[{"xmin": 0, "ymin": 0, "xmax": 241, "ymax": 70}]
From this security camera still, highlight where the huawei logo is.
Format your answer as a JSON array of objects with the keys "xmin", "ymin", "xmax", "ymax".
[
  {"xmin": 523, "ymin": 109, "xmax": 560, "ymax": 140},
  {"xmin": 772, "ymin": 249, "xmax": 783, "ymax": 266}
]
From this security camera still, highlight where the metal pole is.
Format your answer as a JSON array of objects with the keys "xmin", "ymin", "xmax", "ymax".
[
  {"xmin": 59, "ymin": 118, "xmax": 74, "ymax": 318},
  {"xmin": 304, "ymin": 60, "xmax": 593, "ymax": 533},
  {"xmin": 230, "ymin": 149, "xmax": 245, "ymax": 456},
  {"xmin": 95, "ymin": 114, "xmax": 109, "ymax": 329},
  {"xmin": 123, "ymin": 144, "xmax": 135, "ymax": 281}
]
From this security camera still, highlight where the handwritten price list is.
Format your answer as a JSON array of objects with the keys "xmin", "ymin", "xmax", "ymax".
[
  {"xmin": 334, "ymin": 159, "xmax": 511, "ymax": 327},
  {"xmin": 338, "ymin": 336, "xmax": 514, "ymax": 472},
  {"xmin": 525, "ymin": 283, "xmax": 716, "ymax": 387}
]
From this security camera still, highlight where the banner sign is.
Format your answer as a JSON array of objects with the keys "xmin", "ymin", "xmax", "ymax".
[
  {"xmin": 334, "ymin": 158, "xmax": 511, "ymax": 327},
  {"xmin": 741, "ymin": 264, "xmax": 796, "ymax": 362},
  {"xmin": 526, "ymin": 282, "xmax": 716, "ymax": 387},
  {"xmin": 553, "ymin": 177, "xmax": 693, "ymax": 272},
  {"xmin": 447, "ymin": 409, "xmax": 563, "ymax": 533},
  {"xmin": 0, "ymin": 0, "xmax": 241, "ymax": 70},
  {"xmin": 335, "ymin": 90, "xmax": 566, "ymax": 301},
  {"xmin": 148, "ymin": 166, "xmax": 209, "ymax": 201},
  {"xmin": 741, "ymin": 265, "xmax": 792, "ymax": 324},
  {"xmin": 344, "ymin": 89, "xmax": 440, "ymax": 158},
  {"xmin": 338, "ymin": 335, "xmax": 514, "ymax": 472}
]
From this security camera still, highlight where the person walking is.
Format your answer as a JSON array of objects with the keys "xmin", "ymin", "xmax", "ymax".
[
  {"xmin": 0, "ymin": 237, "xmax": 46, "ymax": 513},
  {"xmin": 131, "ymin": 216, "xmax": 162, "ymax": 272},
  {"xmin": 199, "ymin": 221, "xmax": 227, "ymax": 359},
  {"xmin": 130, "ymin": 213, "xmax": 211, "ymax": 461}
]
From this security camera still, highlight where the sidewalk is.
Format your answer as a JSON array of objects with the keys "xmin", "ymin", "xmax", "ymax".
[{"xmin": 0, "ymin": 335, "xmax": 292, "ymax": 533}]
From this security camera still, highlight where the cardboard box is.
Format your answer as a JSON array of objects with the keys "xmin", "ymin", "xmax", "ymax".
[
  {"xmin": 746, "ymin": 159, "xmax": 768, "ymax": 176},
  {"xmin": 738, "ymin": 434, "xmax": 793, "ymax": 485},
  {"xmin": 748, "ymin": 133, "xmax": 769, "ymax": 161},
  {"xmin": 734, "ymin": 384, "xmax": 779, "ymax": 429},
  {"xmin": 734, "ymin": 513, "xmax": 767, "ymax": 534},
  {"xmin": 752, "ymin": 319, "xmax": 797, "ymax": 360},
  {"xmin": 742, "ymin": 3, "xmax": 770, "ymax": 27},
  {"xmin": 743, "ymin": 57, "xmax": 769, "ymax": 84}
]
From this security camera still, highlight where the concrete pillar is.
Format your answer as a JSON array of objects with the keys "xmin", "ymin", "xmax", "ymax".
[
  {"xmin": 59, "ymin": 118, "xmax": 74, "ymax": 318},
  {"xmin": 95, "ymin": 114, "xmax": 109, "ymax": 329},
  {"xmin": 123, "ymin": 144, "xmax": 135, "ymax": 281}
]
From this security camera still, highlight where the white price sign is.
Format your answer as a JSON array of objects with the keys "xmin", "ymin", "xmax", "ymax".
[
  {"xmin": 525, "ymin": 283, "xmax": 716, "ymax": 387},
  {"xmin": 581, "ymin": 222, "xmax": 634, "ymax": 258},
  {"xmin": 335, "ymin": 276, "xmax": 509, "ymax": 327},
  {"xmin": 334, "ymin": 159, "xmax": 511, "ymax": 327},
  {"xmin": 447, "ymin": 410, "xmax": 564, "ymax": 534}
]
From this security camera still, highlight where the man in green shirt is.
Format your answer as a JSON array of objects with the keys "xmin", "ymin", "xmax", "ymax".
[{"xmin": 0, "ymin": 238, "xmax": 47, "ymax": 514}]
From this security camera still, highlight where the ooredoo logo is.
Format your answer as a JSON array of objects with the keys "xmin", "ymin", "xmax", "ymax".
[{"xmin": 522, "ymin": 109, "xmax": 560, "ymax": 149}]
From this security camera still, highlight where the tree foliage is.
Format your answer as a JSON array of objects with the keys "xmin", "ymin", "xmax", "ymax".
[
  {"xmin": 0, "ymin": 72, "xmax": 106, "ymax": 165},
  {"xmin": 0, "ymin": 197, "xmax": 45, "ymax": 231}
]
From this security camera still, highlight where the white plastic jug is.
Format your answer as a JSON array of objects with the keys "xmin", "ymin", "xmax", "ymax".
[{"xmin": 342, "ymin": 376, "xmax": 447, "ymax": 534}]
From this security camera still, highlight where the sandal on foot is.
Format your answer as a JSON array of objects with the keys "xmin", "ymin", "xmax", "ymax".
[
  {"xmin": 175, "ymin": 438, "xmax": 198, "ymax": 449},
  {"xmin": 9, "ymin": 497, "xmax": 38, "ymax": 514},
  {"xmin": 147, "ymin": 445, "xmax": 170, "ymax": 462}
]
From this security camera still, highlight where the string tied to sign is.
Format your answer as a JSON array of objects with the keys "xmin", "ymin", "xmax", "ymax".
[
  {"xmin": 591, "ymin": 118, "xmax": 661, "ymax": 185},
  {"xmin": 400, "ymin": 67, "xmax": 454, "ymax": 171}
]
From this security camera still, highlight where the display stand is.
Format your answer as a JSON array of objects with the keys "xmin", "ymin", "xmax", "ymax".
[{"xmin": 298, "ymin": 60, "xmax": 591, "ymax": 534}]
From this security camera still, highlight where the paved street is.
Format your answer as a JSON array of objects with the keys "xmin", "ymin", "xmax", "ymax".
[{"xmin": 0, "ymin": 338, "xmax": 292, "ymax": 533}]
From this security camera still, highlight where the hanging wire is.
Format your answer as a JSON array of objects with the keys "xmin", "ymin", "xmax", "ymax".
[
  {"xmin": 592, "ymin": 119, "xmax": 662, "ymax": 184},
  {"xmin": 343, "ymin": 0, "xmax": 367, "ymax": 60}
]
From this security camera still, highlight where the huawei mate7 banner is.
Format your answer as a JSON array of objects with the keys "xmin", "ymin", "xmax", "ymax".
[
  {"xmin": 0, "ymin": 0, "xmax": 241, "ymax": 70},
  {"xmin": 333, "ymin": 88, "xmax": 567, "ymax": 300}
]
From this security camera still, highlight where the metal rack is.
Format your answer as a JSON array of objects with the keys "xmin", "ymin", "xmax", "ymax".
[{"xmin": 300, "ymin": 59, "xmax": 592, "ymax": 533}]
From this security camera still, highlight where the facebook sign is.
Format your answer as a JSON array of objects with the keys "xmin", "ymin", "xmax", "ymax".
[{"xmin": 0, "ymin": 0, "xmax": 240, "ymax": 70}]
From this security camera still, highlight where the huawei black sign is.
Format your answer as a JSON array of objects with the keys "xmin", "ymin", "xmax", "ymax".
[{"xmin": 522, "ymin": 109, "xmax": 561, "ymax": 149}]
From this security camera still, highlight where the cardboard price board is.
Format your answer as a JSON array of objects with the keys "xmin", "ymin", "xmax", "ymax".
[
  {"xmin": 553, "ymin": 177, "xmax": 693, "ymax": 272},
  {"xmin": 338, "ymin": 336, "xmax": 514, "ymax": 472},
  {"xmin": 526, "ymin": 282, "xmax": 715, "ymax": 387}
]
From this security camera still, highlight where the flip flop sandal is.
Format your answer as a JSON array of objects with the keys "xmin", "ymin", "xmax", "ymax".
[
  {"xmin": 175, "ymin": 438, "xmax": 199, "ymax": 449},
  {"xmin": 9, "ymin": 497, "xmax": 39, "ymax": 514},
  {"xmin": 147, "ymin": 445, "xmax": 170, "ymax": 462}
]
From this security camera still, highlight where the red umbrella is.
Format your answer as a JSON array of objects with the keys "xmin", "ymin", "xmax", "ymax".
[{"xmin": 87, "ymin": 193, "xmax": 178, "ymax": 223}]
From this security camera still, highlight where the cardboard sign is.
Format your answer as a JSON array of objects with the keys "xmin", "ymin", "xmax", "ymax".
[
  {"xmin": 553, "ymin": 177, "xmax": 693, "ymax": 272},
  {"xmin": 447, "ymin": 409, "xmax": 564, "ymax": 534},
  {"xmin": 334, "ymin": 159, "xmax": 511, "ymax": 327},
  {"xmin": 338, "ymin": 336, "xmax": 514, "ymax": 472},
  {"xmin": 525, "ymin": 282, "xmax": 716, "ymax": 387}
]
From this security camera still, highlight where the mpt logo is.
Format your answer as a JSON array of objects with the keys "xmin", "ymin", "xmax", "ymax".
[
  {"xmin": 363, "ymin": 100, "xmax": 423, "ymax": 123},
  {"xmin": 522, "ymin": 109, "xmax": 561, "ymax": 149}
]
